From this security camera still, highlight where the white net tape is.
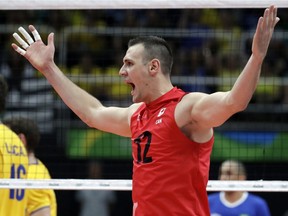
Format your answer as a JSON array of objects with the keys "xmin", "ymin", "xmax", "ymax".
[
  {"xmin": 1, "ymin": 179, "xmax": 288, "ymax": 192},
  {"xmin": 0, "ymin": 0, "xmax": 288, "ymax": 10}
]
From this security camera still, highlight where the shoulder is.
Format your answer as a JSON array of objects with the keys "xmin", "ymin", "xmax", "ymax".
[
  {"xmin": 246, "ymin": 193, "xmax": 270, "ymax": 215},
  {"xmin": 175, "ymin": 92, "xmax": 207, "ymax": 127},
  {"xmin": 208, "ymin": 192, "xmax": 220, "ymax": 200},
  {"xmin": 247, "ymin": 193, "xmax": 268, "ymax": 205},
  {"xmin": 176, "ymin": 92, "xmax": 209, "ymax": 114},
  {"xmin": 180, "ymin": 92, "xmax": 208, "ymax": 103},
  {"xmin": 0, "ymin": 124, "xmax": 21, "ymax": 142},
  {"xmin": 128, "ymin": 102, "xmax": 143, "ymax": 116},
  {"xmin": 28, "ymin": 159, "xmax": 51, "ymax": 179},
  {"xmin": 129, "ymin": 102, "xmax": 143, "ymax": 111},
  {"xmin": 208, "ymin": 193, "xmax": 222, "ymax": 208},
  {"xmin": 245, "ymin": 193, "xmax": 270, "ymax": 212}
]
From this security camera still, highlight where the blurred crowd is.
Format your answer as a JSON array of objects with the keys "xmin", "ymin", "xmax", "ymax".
[{"xmin": 1, "ymin": 8, "xmax": 288, "ymax": 132}]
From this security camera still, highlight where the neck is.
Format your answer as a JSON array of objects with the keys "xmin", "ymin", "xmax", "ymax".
[
  {"xmin": 28, "ymin": 152, "xmax": 37, "ymax": 164},
  {"xmin": 224, "ymin": 191, "xmax": 245, "ymax": 203},
  {"xmin": 149, "ymin": 80, "xmax": 174, "ymax": 100},
  {"xmin": 158, "ymin": 84, "xmax": 174, "ymax": 96},
  {"xmin": 146, "ymin": 85, "xmax": 174, "ymax": 104}
]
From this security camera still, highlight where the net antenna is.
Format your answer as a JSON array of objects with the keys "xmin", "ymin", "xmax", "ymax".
[{"xmin": 1, "ymin": 0, "xmax": 288, "ymax": 9}]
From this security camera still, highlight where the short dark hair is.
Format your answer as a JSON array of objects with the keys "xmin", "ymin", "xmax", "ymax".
[
  {"xmin": 0, "ymin": 75, "xmax": 8, "ymax": 114},
  {"xmin": 3, "ymin": 117, "xmax": 40, "ymax": 153},
  {"xmin": 128, "ymin": 36, "xmax": 173, "ymax": 75}
]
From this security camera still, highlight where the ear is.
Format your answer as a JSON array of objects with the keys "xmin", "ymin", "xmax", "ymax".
[
  {"xmin": 18, "ymin": 133, "xmax": 27, "ymax": 148},
  {"xmin": 149, "ymin": 59, "xmax": 160, "ymax": 76}
]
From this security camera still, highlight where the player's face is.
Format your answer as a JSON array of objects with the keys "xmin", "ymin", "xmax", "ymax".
[
  {"xmin": 219, "ymin": 162, "xmax": 240, "ymax": 181},
  {"xmin": 119, "ymin": 44, "xmax": 151, "ymax": 103}
]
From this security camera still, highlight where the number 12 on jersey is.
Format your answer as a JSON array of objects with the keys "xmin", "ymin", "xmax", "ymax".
[{"xmin": 134, "ymin": 131, "xmax": 153, "ymax": 164}]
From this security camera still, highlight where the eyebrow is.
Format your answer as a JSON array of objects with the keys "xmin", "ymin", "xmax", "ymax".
[{"xmin": 123, "ymin": 58, "xmax": 133, "ymax": 64}]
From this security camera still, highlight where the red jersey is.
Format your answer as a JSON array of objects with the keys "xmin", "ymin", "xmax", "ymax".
[{"xmin": 130, "ymin": 87, "xmax": 214, "ymax": 216}]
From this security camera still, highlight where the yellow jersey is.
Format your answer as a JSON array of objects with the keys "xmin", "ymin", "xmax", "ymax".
[
  {"xmin": 26, "ymin": 159, "xmax": 57, "ymax": 216},
  {"xmin": 0, "ymin": 124, "xmax": 29, "ymax": 216}
]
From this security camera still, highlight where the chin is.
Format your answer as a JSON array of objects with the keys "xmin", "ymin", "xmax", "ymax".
[
  {"xmin": 132, "ymin": 96, "xmax": 142, "ymax": 103},
  {"xmin": 132, "ymin": 98, "xmax": 139, "ymax": 103}
]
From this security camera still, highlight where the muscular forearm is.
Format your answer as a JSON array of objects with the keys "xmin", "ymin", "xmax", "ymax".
[
  {"xmin": 228, "ymin": 54, "xmax": 263, "ymax": 111},
  {"xmin": 227, "ymin": 5, "xmax": 279, "ymax": 111}
]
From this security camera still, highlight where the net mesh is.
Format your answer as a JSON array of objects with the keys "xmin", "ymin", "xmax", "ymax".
[{"xmin": 1, "ymin": 3, "xmax": 288, "ymax": 216}]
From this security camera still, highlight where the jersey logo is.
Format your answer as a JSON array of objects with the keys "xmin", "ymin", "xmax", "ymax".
[
  {"xmin": 155, "ymin": 118, "xmax": 162, "ymax": 124},
  {"xmin": 157, "ymin": 108, "xmax": 166, "ymax": 117},
  {"xmin": 137, "ymin": 113, "xmax": 147, "ymax": 121}
]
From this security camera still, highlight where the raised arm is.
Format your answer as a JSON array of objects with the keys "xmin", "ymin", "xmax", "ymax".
[
  {"xmin": 190, "ymin": 5, "xmax": 279, "ymax": 129},
  {"xmin": 11, "ymin": 25, "xmax": 133, "ymax": 137}
]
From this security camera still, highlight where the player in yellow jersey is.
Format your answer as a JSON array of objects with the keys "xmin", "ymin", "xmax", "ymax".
[
  {"xmin": 0, "ymin": 75, "xmax": 29, "ymax": 216},
  {"xmin": 3, "ymin": 117, "xmax": 57, "ymax": 216}
]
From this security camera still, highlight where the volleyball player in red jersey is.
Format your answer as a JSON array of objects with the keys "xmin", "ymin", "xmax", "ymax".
[
  {"xmin": 12, "ymin": 5, "xmax": 279, "ymax": 216},
  {"xmin": 130, "ymin": 87, "xmax": 214, "ymax": 215}
]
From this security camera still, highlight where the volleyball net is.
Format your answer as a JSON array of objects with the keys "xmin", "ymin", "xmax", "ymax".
[
  {"xmin": 1, "ymin": 0, "xmax": 288, "ymax": 195},
  {"xmin": 1, "ymin": 179, "xmax": 288, "ymax": 192}
]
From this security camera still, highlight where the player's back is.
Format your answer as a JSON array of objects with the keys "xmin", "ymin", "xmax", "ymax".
[
  {"xmin": 27, "ymin": 159, "xmax": 57, "ymax": 216},
  {"xmin": 0, "ymin": 124, "xmax": 29, "ymax": 216}
]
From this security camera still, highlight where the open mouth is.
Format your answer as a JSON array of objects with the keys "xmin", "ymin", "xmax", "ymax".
[
  {"xmin": 126, "ymin": 81, "xmax": 135, "ymax": 95},
  {"xmin": 125, "ymin": 80, "xmax": 135, "ymax": 89},
  {"xmin": 130, "ymin": 83, "xmax": 135, "ymax": 90},
  {"xmin": 130, "ymin": 83, "xmax": 135, "ymax": 95}
]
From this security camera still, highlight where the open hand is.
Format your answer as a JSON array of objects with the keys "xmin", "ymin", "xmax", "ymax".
[
  {"xmin": 252, "ymin": 5, "xmax": 280, "ymax": 61},
  {"xmin": 11, "ymin": 25, "xmax": 55, "ymax": 73}
]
